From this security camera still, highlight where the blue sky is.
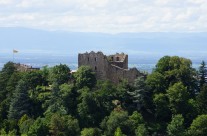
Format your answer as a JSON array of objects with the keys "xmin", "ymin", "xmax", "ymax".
[{"xmin": 0, "ymin": 0, "xmax": 207, "ymax": 33}]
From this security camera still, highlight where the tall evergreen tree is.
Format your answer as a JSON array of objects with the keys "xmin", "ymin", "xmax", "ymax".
[
  {"xmin": 0, "ymin": 67, "xmax": 20, "ymax": 124},
  {"xmin": 198, "ymin": 61, "xmax": 207, "ymax": 89},
  {"xmin": 0, "ymin": 62, "xmax": 16, "ymax": 102},
  {"xmin": 44, "ymin": 82, "xmax": 67, "ymax": 115},
  {"xmin": 8, "ymin": 80, "xmax": 31, "ymax": 120},
  {"xmin": 6, "ymin": 72, "xmax": 22, "ymax": 98},
  {"xmin": 197, "ymin": 85, "xmax": 207, "ymax": 114},
  {"xmin": 127, "ymin": 76, "xmax": 149, "ymax": 111}
]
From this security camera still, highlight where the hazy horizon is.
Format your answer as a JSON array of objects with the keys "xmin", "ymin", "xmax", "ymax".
[
  {"xmin": 0, "ymin": 27, "xmax": 206, "ymax": 72},
  {"xmin": 1, "ymin": 27, "xmax": 207, "ymax": 59}
]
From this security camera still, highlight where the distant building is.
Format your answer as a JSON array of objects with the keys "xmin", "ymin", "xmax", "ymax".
[
  {"xmin": 14, "ymin": 63, "xmax": 40, "ymax": 72},
  {"xmin": 78, "ymin": 51, "xmax": 143, "ymax": 84}
]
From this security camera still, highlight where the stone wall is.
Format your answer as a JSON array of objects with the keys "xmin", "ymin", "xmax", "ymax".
[
  {"xmin": 14, "ymin": 63, "xmax": 40, "ymax": 72},
  {"xmin": 107, "ymin": 64, "xmax": 142, "ymax": 84},
  {"xmin": 78, "ymin": 51, "xmax": 108, "ymax": 80}
]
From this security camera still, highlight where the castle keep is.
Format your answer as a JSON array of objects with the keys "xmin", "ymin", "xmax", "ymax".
[{"xmin": 78, "ymin": 51, "xmax": 142, "ymax": 84}]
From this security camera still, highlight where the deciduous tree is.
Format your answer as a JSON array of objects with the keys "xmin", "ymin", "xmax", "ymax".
[
  {"xmin": 167, "ymin": 114, "xmax": 185, "ymax": 136},
  {"xmin": 167, "ymin": 82, "xmax": 189, "ymax": 115},
  {"xmin": 101, "ymin": 110, "xmax": 133, "ymax": 136},
  {"xmin": 81, "ymin": 128, "xmax": 101, "ymax": 136},
  {"xmin": 49, "ymin": 113, "xmax": 80, "ymax": 136},
  {"xmin": 188, "ymin": 114, "xmax": 207, "ymax": 136},
  {"xmin": 114, "ymin": 127, "xmax": 126, "ymax": 136},
  {"xmin": 74, "ymin": 66, "xmax": 96, "ymax": 89},
  {"xmin": 49, "ymin": 64, "xmax": 70, "ymax": 85},
  {"xmin": 135, "ymin": 124, "xmax": 148, "ymax": 136}
]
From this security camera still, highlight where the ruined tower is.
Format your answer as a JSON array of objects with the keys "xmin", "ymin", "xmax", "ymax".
[{"xmin": 78, "ymin": 51, "xmax": 142, "ymax": 84}]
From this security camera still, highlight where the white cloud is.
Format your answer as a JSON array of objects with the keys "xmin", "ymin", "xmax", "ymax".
[
  {"xmin": 0, "ymin": 0, "xmax": 13, "ymax": 5},
  {"xmin": 0, "ymin": 0, "xmax": 206, "ymax": 33}
]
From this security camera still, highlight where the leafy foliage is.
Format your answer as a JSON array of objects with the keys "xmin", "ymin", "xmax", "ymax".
[
  {"xmin": 0, "ymin": 55, "xmax": 206, "ymax": 135},
  {"xmin": 167, "ymin": 82, "xmax": 190, "ymax": 115},
  {"xmin": 101, "ymin": 110, "xmax": 133, "ymax": 136},
  {"xmin": 81, "ymin": 128, "xmax": 101, "ymax": 136},
  {"xmin": 153, "ymin": 56, "xmax": 197, "ymax": 96},
  {"xmin": 153, "ymin": 93, "xmax": 171, "ymax": 121},
  {"xmin": 49, "ymin": 113, "xmax": 80, "ymax": 136},
  {"xmin": 18, "ymin": 116, "xmax": 34, "ymax": 135},
  {"xmin": 188, "ymin": 114, "xmax": 207, "ymax": 136},
  {"xmin": 129, "ymin": 111, "xmax": 144, "ymax": 131},
  {"xmin": 135, "ymin": 124, "xmax": 148, "ymax": 136},
  {"xmin": 78, "ymin": 87, "xmax": 104, "ymax": 128},
  {"xmin": 49, "ymin": 64, "xmax": 71, "ymax": 85},
  {"xmin": 114, "ymin": 127, "xmax": 126, "ymax": 136},
  {"xmin": 28, "ymin": 117, "xmax": 49, "ymax": 136},
  {"xmin": 167, "ymin": 114, "xmax": 185, "ymax": 136},
  {"xmin": 74, "ymin": 66, "xmax": 96, "ymax": 89},
  {"xmin": 59, "ymin": 83, "xmax": 78, "ymax": 115}
]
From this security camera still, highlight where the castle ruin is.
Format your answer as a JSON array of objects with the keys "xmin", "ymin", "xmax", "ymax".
[
  {"xmin": 78, "ymin": 51, "xmax": 142, "ymax": 84},
  {"xmin": 14, "ymin": 63, "xmax": 40, "ymax": 72}
]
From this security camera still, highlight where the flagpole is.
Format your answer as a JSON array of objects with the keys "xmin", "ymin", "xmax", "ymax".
[{"xmin": 13, "ymin": 49, "xmax": 18, "ymax": 62}]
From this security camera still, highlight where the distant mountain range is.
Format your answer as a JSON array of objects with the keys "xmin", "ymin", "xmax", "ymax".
[{"xmin": 0, "ymin": 27, "xmax": 207, "ymax": 64}]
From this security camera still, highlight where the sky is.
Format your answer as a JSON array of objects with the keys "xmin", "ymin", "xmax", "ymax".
[{"xmin": 0, "ymin": 0, "xmax": 207, "ymax": 33}]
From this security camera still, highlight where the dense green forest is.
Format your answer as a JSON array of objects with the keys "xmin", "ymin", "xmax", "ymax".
[{"xmin": 0, "ymin": 56, "xmax": 207, "ymax": 136}]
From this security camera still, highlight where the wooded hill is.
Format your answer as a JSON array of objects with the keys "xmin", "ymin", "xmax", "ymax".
[{"xmin": 0, "ymin": 56, "xmax": 207, "ymax": 136}]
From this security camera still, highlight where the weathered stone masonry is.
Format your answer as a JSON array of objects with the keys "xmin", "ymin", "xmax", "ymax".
[
  {"xmin": 78, "ymin": 51, "xmax": 142, "ymax": 84},
  {"xmin": 14, "ymin": 63, "xmax": 40, "ymax": 72}
]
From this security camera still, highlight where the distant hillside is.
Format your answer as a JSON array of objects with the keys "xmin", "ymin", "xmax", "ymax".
[{"xmin": 0, "ymin": 27, "xmax": 207, "ymax": 63}]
